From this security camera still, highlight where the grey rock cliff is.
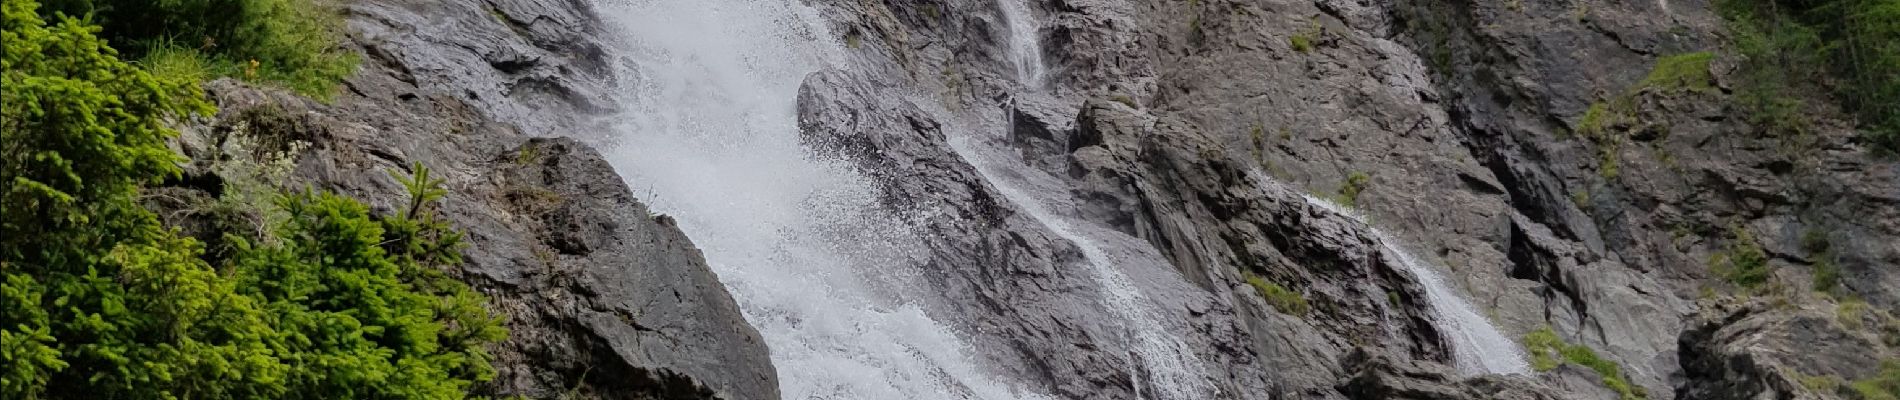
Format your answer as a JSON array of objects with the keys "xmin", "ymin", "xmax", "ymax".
[{"xmin": 808, "ymin": 0, "xmax": 1899, "ymax": 397}]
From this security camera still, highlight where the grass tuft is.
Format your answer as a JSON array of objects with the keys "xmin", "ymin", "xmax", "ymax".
[{"xmin": 1246, "ymin": 274, "xmax": 1310, "ymax": 316}]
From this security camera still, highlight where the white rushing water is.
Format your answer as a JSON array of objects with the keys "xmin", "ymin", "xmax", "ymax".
[
  {"xmin": 943, "ymin": 131, "xmax": 1213, "ymax": 399},
  {"xmin": 999, "ymin": 0, "xmax": 1047, "ymax": 87},
  {"xmin": 1296, "ymin": 192, "xmax": 1532, "ymax": 375},
  {"xmin": 595, "ymin": 1, "xmax": 1048, "ymax": 398}
]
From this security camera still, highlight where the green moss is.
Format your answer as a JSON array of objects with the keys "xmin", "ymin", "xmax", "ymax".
[
  {"xmin": 1246, "ymin": 274, "xmax": 1310, "ymax": 316},
  {"xmin": 1524, "ymin": 327, "xmax": 1645, "ymax": 400},
  {"xmin": 1638, "ymin": 52, "xmax": 1717, "ymax": 93}
]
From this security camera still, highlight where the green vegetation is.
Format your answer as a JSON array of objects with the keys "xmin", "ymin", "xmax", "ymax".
[
  {"xmin": 1569, "ymin": 51, "xmax": 1721, "ymax": 179},
  {"xmin": 1570, "ymin": 189, "xmax": 1593, "ymax": 210},
  {"xmin": 1335, "ymin": 171, "xmax": 1371, "ymax": 205},
  {"xmin": 1851, "ymin": 360, "xmax": 1900, "ymax": 400},
  {"xmin": 1289, "ymin": 19, "xmax": 1322, "ymax": 53},
  {"xmin": 1710, "ymin": 225, "xmax": 1774, "ymax": 289},
  {"xmin": 1525, "ymin": 327, "xmax": 1646, "ymax": 400},
  {"xmin": 1840, "ymin": 300, "xmax": 1872, "ymax": 329},
  {"xmin": 1636, "ymin": 52, "xmax": 1717, "ymax": 93},
  {"xmin": 38, "ymin": 0, "xmax": 358, "ymax": 98},
  {"xmin": 1717, "ymin": 0, "xmax": 1900, "ymax": 151},
  {"xmin": 1246, "ymin": 274, "xmax": 1310, "ymax": 316},
  {"xmin": 1, "ymin": 1, "xmax": 502, "ymax": 398},
  {"xmin": 1802, "ymin": 228, "xmax": 1843, "ymax": 294}
]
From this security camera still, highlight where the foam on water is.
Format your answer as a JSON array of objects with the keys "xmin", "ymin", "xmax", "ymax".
[
  {"xmin": 1293, "ymin": 188, "xmax": 1530, "ymax": 375},
  {"xmin": 595, "ymin": 0, "xmax": 1051, "ymax": 398}
]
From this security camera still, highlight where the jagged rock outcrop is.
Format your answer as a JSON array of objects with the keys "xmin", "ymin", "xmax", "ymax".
[
  {"xmin": 1338, "ymin": 351, "xmax": 1573, "ymax": 400},
  {"xmin": 796, "ymin": 67, "xmax": 1273, "ymax": 399},
  {"xmin": 157, "ymin": 0, "xmax": 781, "ymax": 398},
  {"xmin": 811, "ymin": 0, "xmax": 1898, "ymax": 397}
]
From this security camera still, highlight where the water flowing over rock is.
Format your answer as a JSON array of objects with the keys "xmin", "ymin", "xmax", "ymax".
[{"xmin": 162, "ymin": 0, "xmax": 1900, "ymax": 397}]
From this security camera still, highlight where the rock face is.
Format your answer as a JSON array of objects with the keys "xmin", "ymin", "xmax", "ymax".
[
  {"xmin": 800, "ymin": 0, "xmax": 1898, "ymax": 397},
  {"xmin": 152, "ymin": 0, "xmax": 1899, "ymax": 396},
  {"xmin": 160, "ymin": 0, "xmax": 781, "ymax": 398}
]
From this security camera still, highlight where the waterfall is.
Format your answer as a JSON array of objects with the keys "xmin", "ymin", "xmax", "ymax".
[
  {"xmin": 1297, "ymin": 193, "xmax": 1532, "ymax": 375},
  {"xmin": 594, "ymin": 1, "xmax": 1047, "ymax": 398},
  {"xmin": 942, "ymin": 132, "xmax": 1213, "ymax": 399},
  {"xmin": 999, "ymin": 0, "xmax": 1047, "ymax": 86}
]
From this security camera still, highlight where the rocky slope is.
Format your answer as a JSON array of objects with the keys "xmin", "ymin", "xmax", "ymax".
[
  {"xmin": 797, "ymin": 0, "xmax": 1899, "ymax": 398},
  {"xmin": 159, "ymin": 0, "xmax": 1898, "ymax": 398}
]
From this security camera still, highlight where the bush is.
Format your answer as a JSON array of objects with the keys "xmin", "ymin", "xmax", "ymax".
[
  {"xmin": 1524, "ymin": 327, "xmax": 1645, "ymax": 400},
  {"xmin": 39, "ymin": 0, "xmax": 357, "ymax": 98},
  {"xmin": 1336, "ymin": 171, "xmax": 1371, "ymax": 205},
  {"xmin": 1246, "ymin": 274, "xmax": 1310, "ymax": 316},
  {"xmin": 1638, "ymin": 52, "xmax": 1717, "ymax": 93},
  {"xmin": 1, "ymin": 2, "xmax": 501, "ymax": 397},
  {"xmin": 1717, "ymin": 0, "xmax": 1900, "ymax": 152},
  {"xmin": 1711, "ymin": 225, "xmax": 1773, "ymax": 289},
  {"xmin": 1851, "ymin": 360, "xmax": 1900, "ymax": 400}
]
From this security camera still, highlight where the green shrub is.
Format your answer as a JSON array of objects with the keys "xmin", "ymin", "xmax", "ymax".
[
  {"xmin": 1290, "ymin": 19, "xmax": 1322, "ymax": 53},
  {"xmin": 1, "ymin": 2, "xmax": 502, "ymax": 397},
  {"xmin": 1290, "ymin": 34, "xmax": 1314, "ymax": 53},
  {"xmin": 1524, "ymin": 327, "xmax": 1645, "ymax": 400},
  {"xmin": 1717, "ymin": 0, "xmax": 1899, "ymax": 151},
  {"xmin": 1638, "ymin": 52, "xmax": 1717, "ymax": 93},
  {"xmin": 1336, "ymin": 171, "xmax": 1371, "ymax": 205},
  {"xmin": 1246, "ymin": 274, "xmax": 1310, "ymax": 316},
  {"xmin": 1803, "ymin": 228, "xmax": 1843, "ymax": 294},
  {"xmin": 1815, "ymin": 258, "xmax": 1843, "ymax": 294},
  {"xmin": 39, "ymin": 0, "xmax": 358, "ymax": 98},
  {"xmin": 1711, "ymin": 225, "xmax": 1773, "ymax": 289}
]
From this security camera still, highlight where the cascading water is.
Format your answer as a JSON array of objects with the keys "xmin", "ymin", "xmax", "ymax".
[
  {"xmin": 1295, "ymin": 191, "xmax": 1532, "ymax": 375},
  {"xmin": 595, "ymin": 1, "xmax": 1049, "ymax": 398},
  {"xmin": 962, "ymin": 2, "xmax": 1210, "ymax": 398},
  {"xmin": 999, "ymin": 0, "xmax": 1047, "ymax": 86},
  {"xmin": 592, "ymin": 0, "xmax": 1520, "ymax": 395},
  {"xmin": 942, "ymin": 132, "xmax": 1214, "ymax": 399}
]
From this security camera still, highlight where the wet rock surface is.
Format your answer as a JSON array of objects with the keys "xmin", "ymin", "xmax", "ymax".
[
  {"xmin": 811, "ymin": 0, "xmax": 1899, "ymax": 397},
  {"xmin": 152, "ymin": 0, "xmax": 1900, "ymax": 397}
]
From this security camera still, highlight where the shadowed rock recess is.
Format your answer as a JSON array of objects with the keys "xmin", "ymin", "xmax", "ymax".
[{"xmin": 163, "ymin": 0, "xmax": 1896, "ymax": 398}]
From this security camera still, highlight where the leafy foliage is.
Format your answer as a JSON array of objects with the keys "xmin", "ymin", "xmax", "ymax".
[
  {"xmin": 1718, "ymin": 0, "xmax": 1900, "ymax": 151},
  {"xmin": 0, "ymin": 1, "xmax": 502, "ymax": 398},
  {"xmin": 38, "ymin": 0, "xmax": 358, "ymax": 98}
]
